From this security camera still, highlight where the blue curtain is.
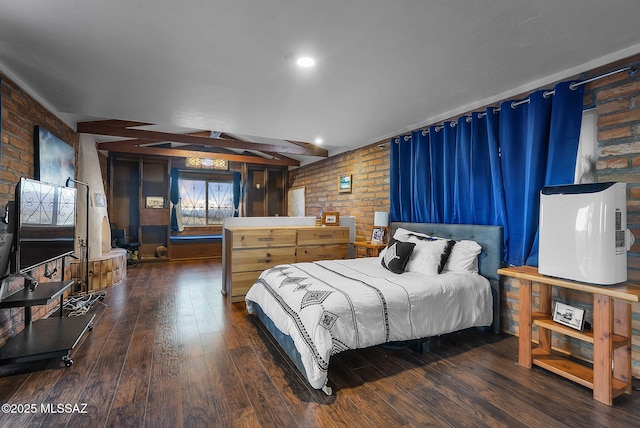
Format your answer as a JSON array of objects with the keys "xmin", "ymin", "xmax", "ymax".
[
  {"xmin": 411, "ymin": 130, "xmax": 431, "ymax": 223},
  {"xmin": 480, "ymin": 108, "xmax": 509, "ymax": 262},
  {"xmin": 233, "ymin": 172, "xmax": 241, "ymax": 217},
  {"xmin": 442, "ymin": 123, "xmax": 457, "ymax": 223},
  {"xmin": 428, "ymin": 125, "xmax": 444, "ymax": 223},
  {"xmin": 525, "ymin": 81, "xmax": 585, "ymax": 265},
  {"xmin": 389, "ymin": 137, "xmax": 402, "ymax": 223},
  {"xmin": 454, "ymin": 116, "xmax": 472, "ymax": 224},
  {"xmin": 389, "ymin": 81, "xmax": 584, "ymax": 266},
  {"xmin": 170, "ymin": 168, "xmax": 180, "ymax": 231},
  {"xmin": 500, "ymin": 90, "xmax": 553, "ymax": 266}
]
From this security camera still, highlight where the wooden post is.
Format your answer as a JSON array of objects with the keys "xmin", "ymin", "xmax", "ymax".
[
  {"xmin": 593, "ymin": 294, "xmax": 613, "ymax": 405},
  {"xmin": 537, "ymin": 283, "xmax": 552, "ymax": 354},
  {"xmin": 518, "ymin": 279, "xmax": 532, "ymax": 368},
  {"xmin": 613, "ymin": 299, "xmax": 632, "ymax": 395}
]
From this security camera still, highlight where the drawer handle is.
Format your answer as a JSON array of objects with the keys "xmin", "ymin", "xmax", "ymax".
[
  {"xmin": 258, "ymin": 237, "xmax": 275, "ymax": 241},
  {"xmin": 258, "ymin": 254, "xmax": 272, "ymax": 263},
  {"xmin": 317, "ymin": 234, "xmax": 332, "ymax": 238}
]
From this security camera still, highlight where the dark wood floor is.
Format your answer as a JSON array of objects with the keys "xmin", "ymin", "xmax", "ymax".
[{"xmin": 1, "ymin": 260, "xmax": 640, "ymax": 427}]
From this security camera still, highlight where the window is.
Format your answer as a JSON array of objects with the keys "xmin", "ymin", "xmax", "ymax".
[
  {"xmin": 179, "ymin": 174, "xmax": 234, "ymax": 226},
  {"xmin": 574, "ymin": 109, "xmax": 598, "ymax": 184}
]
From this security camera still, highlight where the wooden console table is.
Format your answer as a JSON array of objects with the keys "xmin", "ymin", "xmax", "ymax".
[{"xmin": 498, "ymin": 265, "xmax": 640, "ymax": 405}]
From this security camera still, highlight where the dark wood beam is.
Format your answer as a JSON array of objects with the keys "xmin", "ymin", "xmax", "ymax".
[
  {"xmin": 261, "ymin": 151, "xmax": 298, "ymax": 165},
  {"xmin": 79, "ymin": 120, "xmax": 327, "ymax": 157},
  {"xmin": 101, "ymin": 143, "xmax": 300, "ymax": 166}
]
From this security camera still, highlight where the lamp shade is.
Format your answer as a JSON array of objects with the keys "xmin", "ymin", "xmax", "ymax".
[{"xmin": 373, "ymin": 211, "xmax": 389, "ymax": 227}]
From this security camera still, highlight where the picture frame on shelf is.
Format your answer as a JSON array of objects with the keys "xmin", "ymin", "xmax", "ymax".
[
  {"xmin": 371, "ymin": 227, "xmax": 385, "ymax": 243},
  {"xmin": 145, "ymin": 196, "xmax": 165, "ymax": 209},
  {"xmin": 338, "ymin": 175, "xmax": 352, "ymax": 193},
  {"xmin": 553, "ymin": 301, "xmax": 585, "ymax": 331},
  {"xmin": 321, "ymin": 211, "xmax": 340, "ymax": 226}
]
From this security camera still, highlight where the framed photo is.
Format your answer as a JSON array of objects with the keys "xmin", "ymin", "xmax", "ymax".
[
  {"xmin": 145, "ymin": 196, "xmax": 165, "ymax": 209},
  {"xmin": 553, "ymin": 302, "xmax": 585, "ymax": 331},
  {"xmin": 321, "ymin": 211, "xmax": 340, "ymax": 226},
  {"xmin": 94, "ymin": 193, "xmax": 107, "ymax": 207},
  {"xmin": 338, "ymin": 175, "xmax": 352, "ymax": 193},
  {"xmin": 371, "ymin": 227, "xmax": 384, "ymax": 243},
  {"xmin": 34, "ymin": 126, "xmax": 75, "ymax": 187}
]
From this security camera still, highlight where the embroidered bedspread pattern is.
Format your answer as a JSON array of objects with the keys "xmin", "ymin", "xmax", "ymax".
[{"xmin": 245, "ymin": 258, "xmax": 492, "ymax": 389}]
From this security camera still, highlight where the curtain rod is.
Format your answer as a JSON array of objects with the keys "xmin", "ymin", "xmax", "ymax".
[{"xmin": 399, "ymin": 65, "xmax": 639, "ymax": 139}]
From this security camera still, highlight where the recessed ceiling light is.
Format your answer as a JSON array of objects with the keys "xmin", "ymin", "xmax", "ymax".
[
  {"xmin": 314, "ymin": 137, "xmax": 323, "ymax": 144},
  {"xmin": 296, "ymin": 57, "xmax": 316, "ymax": 68}
]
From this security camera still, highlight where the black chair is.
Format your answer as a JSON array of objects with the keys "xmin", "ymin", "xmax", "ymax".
[{"xmin": 111, "ymin": 225, "xmax": 141, "ymax": 266}]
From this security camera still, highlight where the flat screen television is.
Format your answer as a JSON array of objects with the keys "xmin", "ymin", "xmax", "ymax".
[{"xmin": 15, "ymin": 178, "xmax": 77, "ymax": 273}]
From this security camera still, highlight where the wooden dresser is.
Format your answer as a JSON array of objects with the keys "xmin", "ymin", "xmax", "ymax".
[{"xmin": 223, "ymin": 226, "xmax": 350, "ymax": 302}]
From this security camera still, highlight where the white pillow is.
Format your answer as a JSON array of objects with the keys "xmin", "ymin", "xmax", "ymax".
[
  {"xmin": 393, "ymin": 227, "xmax": 430, "ymax": 241},
  {"xmin": 404, "ymin": 237, "xmax": 454, "ymax": 276},
  {"xmin": 442, "ymin": 240, "xmax": 482, "ymax": 274}
]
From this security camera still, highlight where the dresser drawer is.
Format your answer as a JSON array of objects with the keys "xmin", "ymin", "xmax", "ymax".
[
  {"xmin": 231, "ymin": 228, "xmax": 297, "ymax": 248},
  {"xmin": 297, "ymin": 227, "xmax": 349, "ymax": 245},
  {"xmin": 231, "ymin": 246, "xmax": 297, "ymax": 272},
  {"xmin": 229, "ymin": 271, "xmax": 262, "ymax": 302},
  {"xmin": 297, "ymin": 244, "xmax": 349, "ymax": 262}
]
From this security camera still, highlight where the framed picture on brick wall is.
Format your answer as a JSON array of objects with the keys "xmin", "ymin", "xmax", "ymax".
[
  {"xmin": 34, "ymin": 126, "xmax": 75, "ymax": 187},
  {"xmin": 338, "ymin": 175, "xmax": 352, "ymax": 193}
]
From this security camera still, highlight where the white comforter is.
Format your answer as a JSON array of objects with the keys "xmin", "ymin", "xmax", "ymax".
[{"xmin": 245, "ymin": 257, "xmax": 492, "ymax": 390}]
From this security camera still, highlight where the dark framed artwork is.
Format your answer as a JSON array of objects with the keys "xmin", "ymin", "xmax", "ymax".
[{"xmin": 34, "ymin": 125, "xmax": 75, "ymax": 187}]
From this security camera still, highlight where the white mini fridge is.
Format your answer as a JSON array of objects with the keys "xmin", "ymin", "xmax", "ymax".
[{"xmin": 538, "ymin": 182, "xmax": 632, "ymax": 285}]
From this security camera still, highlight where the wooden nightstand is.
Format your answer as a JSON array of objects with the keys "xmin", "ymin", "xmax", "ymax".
[{"xmin": 353, "ymin": 241, "xmax": 387, "ymax": 258}]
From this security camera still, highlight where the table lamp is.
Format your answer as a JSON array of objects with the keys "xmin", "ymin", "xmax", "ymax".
[{"xmin": 372, "ymin": 211, "xmax": 389, "ymax": 243}]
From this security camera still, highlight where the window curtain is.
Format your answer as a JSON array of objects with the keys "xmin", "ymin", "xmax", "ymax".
[
  {"xmin": 233, "ymin": 171, "xmax": 241, "ymax": 217},
  {"xmin": 170, "ymin": 168, "xmax": 184, "ymax": 232},
  {"xmin": 390, "ymin": 81, "xmax": 584, "ymax": 266}
]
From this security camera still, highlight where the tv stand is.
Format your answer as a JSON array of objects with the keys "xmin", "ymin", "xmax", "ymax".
[{"xmin": 0, "ymin": 279, "xmax": 94, "ymax": 367}]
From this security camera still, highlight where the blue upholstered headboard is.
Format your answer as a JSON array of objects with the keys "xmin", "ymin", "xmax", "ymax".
[{"xmin": 391, "ymin": 222, "xmax": 504, "ymax": 333}]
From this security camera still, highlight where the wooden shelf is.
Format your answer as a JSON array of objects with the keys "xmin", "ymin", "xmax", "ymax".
[
  {"xmin": 532, "ymin": 348, "xmax": 629, "ymax": 398},
  {"xmin": 499, "ymin": 266, "xmax": 638, "ymax": 406},
  {"xmin": 532, "ymin": 348, "xmax": 594, "ymax": 389},
  {"xmin": 532, "ymin": 314, "xmax": 628, "ymax": 349}
]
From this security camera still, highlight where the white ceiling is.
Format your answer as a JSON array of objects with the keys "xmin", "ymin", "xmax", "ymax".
[{"xmin": 1, "ymin": 0, "xmax": 640, "ymax": 165}]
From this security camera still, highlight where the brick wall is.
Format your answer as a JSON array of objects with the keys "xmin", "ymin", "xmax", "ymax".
[
  {"xmin": 290, "ymin": 53, "xmax": 640, "ymax": 377},
  {"xmin": 289, "ymin": 143, "xmax": 390, "ymax": 242},
  {"xmin": 0, "ymin": 73, "xmax": 79, "ymax": 346}
]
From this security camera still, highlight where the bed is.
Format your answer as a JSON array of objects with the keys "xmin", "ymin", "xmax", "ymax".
[{"xmin": 245, "ymin": 222, "xmax": 504, "ymax": 394}]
